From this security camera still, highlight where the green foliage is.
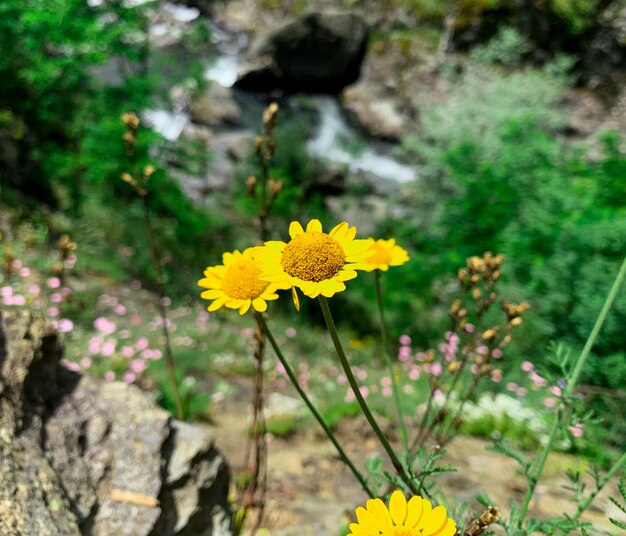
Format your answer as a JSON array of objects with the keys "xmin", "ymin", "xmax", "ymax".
[
  {"xmin": 549, "ymin": 0, "xmax": 603, "ymax": 34},
  {"xmin": 470, "ymin": 26, "xmax": 531, "ymax": 67},
  {"xmin": 609, "ymin": 478, "xmax": 626, "ymax": 530},
  {"xmin": 400, "ymin": 62, "xmax": 626, "ymax": 396},
  {"xmin": 234, "ymin": 104, "xmax": 328, "ymax": 239},
  {"xmin": 0, "ymin": 0, "xmax": 153, "ymax": 203}
]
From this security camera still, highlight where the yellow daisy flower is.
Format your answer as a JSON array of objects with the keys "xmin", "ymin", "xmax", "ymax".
[
  {"xmin": 361, "ymin": 239, "xmax": 410, "ymax": 272},
  {"xmin": 253, "ymin": 219, "xmax": 372, "ymax": 309},
  {"xmin": 348, "ymin": 490, "xmax": 456, "ymax": 536},
  {"xmin": 198, "ymin": 248, "xmax": 279, "ymax": 315}
]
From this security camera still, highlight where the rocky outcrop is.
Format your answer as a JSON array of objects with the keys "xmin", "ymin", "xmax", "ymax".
[
  {"xmin": 0, "ymin": 311, "xmax": 231, "ymax": 536},
  {"xmin": 236, "ymin": 12, "xmax": 369, "ymax": 94},
  {"xmin": 189, "ymin": 83, "xmax": 242, "ymax": 127},
  {"xmin": 342, "ymin": 85, "xmax": 408, "ymax": 141}
]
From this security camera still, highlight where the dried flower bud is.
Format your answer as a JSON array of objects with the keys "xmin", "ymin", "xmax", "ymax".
[
  {"xmin": 121, "ymin": 112, "xmax": 140, "ymax": 130},
  {"xmin": 465, "ymin": 507, "xmax": 501, "ymax": 536},
  {"xmin": 254, "ymin": 136, "xmax": 262, "ymax": 152},
  {"xmin": 491, "ymin": 270, "xmax": 501, "ymax": 281},
  {"xmin": 510, "ymin": 317, "xmax": 523, "ymax": 327},
  {"xmin": 470, "ymin": 274, "xmax": 480, "ymax": 284},
  {"xmin": 448, "ymin": 361, "xmax": 460, "ymax": 373},
  {"xmin": 426, "ymin": 349, "xmax": 435, "ymax": 363},
  {"xmin": 246, "ymin": 176, "xmax": 257, "ymax": 196},
  {"xmin": 479, "ymin": 364, "xmax": 492, "ymax": 376},
  {"xmin": 450, "ymin": 299, "xmax": 462, "ymax": 315},
  {"xmin": 121, "ymin": 172, "xmax": 135, "ymax": 185},
  {"xmin": 482, "ymin": 328, "xmax": 498, "ymax": 341},
  {"xmin": 457, "ymin": 268, "xmax": 467, "ymax": 281},
  {"xmin": 472, "ymin": 288, "xmax": 481, "ymax": 300},
  {"xmin": 262, "ymin": 102, "xmax": 279, "ymax": 126},
  {"xmin": 501, "ymin": 334, "xmax": 513, "ymax": 346},
  {"xmin": 467, "ymin": 256, "xmax": 484, "ymax": 272},
  {"xmin": 268, "ymin": 179, "xmax": 283, "ymax": 196},
  {"xmin": 144, "ymin": 165, "xmax": 156, "ymax": 178}
]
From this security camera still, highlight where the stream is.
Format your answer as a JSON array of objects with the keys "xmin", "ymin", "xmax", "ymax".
[{"xmin": 142, "ymin": 2, "xmax": 416, "ymax": 188}]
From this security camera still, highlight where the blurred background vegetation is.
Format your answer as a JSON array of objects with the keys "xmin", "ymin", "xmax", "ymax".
[{"xmin": 1, "ymin": 0, "xmax": 625, "ymax": 471}]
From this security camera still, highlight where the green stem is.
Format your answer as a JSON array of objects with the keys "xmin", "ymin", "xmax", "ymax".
[
  {"xmin": 318, "ymin": 297, "xmax": 420, "ymax": 496},
  {"xmin": 374, "ymin": 271, "xmax": 409, "ymax": 452},
  {"xmin": 564, "ymin": 256, "xmax": 626, "ymax": 396},
  {"xmin": 515, "ymin": 256, "xmax": 626, "ymax": 530},
  {"xmin": 254, "ymin": 311, "xmax": 374, "ymax": 498},
  {"xmin": 571, "ymin": 450, "xmax": 626, "ymax": 523}
]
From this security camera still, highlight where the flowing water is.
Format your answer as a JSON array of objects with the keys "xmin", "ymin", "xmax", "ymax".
[{"xmin": 144, "ymin": 2, "xmax": 415, "ymax": 184}]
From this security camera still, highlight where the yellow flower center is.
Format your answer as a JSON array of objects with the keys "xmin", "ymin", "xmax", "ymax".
[
  {"xmin": 222, "ymin": 259, "xmax": 269, "ymax": 299},
  {"xmin": 366, "ymin": 243, "xmax": 393, "ymax": 265},
  {"xmin": 281, "ymin": 232, "xmax": 346, "ymax": 282}
]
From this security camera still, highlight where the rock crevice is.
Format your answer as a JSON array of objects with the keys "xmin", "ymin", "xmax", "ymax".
[{"xmin": 0, "ymin": 311, "xmax": 231, "ymax": 536}]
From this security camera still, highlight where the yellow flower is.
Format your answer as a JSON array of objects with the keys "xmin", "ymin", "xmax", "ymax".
[
  {"xmin": 253, "ymin": 219, "xmax": 372, "ymax": 309},
  {"xmin": 348, "ymin": 490, "xmax": 456, "ymax": 536},
  {"xmin": 198, "ymin": 248, "xmax": 279, "ymax": 315},
  {"xmin": 361, "ymin": 239, "xmax": 410, "ymax": 272}
]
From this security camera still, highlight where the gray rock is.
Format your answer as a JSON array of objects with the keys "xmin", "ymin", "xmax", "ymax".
[
  {"xmin": 342, "ymin": 85, "xmax": 407, "ymax": 141},
  {"xmin": 236, "ymin": 11, "xmax": 369, "ymax": 94},
  {"xmin": 0, "ymin": 311, "xmax": 231, "ymax": 536},
  {"xmin": 190, "ymin": 83, "xmax": 241, "ymax": 127}
]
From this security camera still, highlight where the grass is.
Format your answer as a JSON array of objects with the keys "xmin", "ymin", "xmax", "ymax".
[{"xmin": 0, "ymin": 206, "xmax": 622, "ymax": 470}]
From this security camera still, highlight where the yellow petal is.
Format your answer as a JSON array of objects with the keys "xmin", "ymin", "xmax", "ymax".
[
  {"xmin": 198, "ymin": 276, "xmax": 222, "ymax": 289},
  {"xmin": 252, "ymin": 298, "xmax": 267, "ymax": 312},
  {"xmin": 222, "ymin": 251, "xmax": 236, "ymax": 265},
  {"xmin": 389, "ymin": 490, "xmax": 407, "ymax": 526},
  {"xmin": 208, "ymin": 296, "xmax": 227, "ymax": 312},
  {"xmin": 300, "ymin": 281, "xmax": 320, "ymax": 297},
  {"xmin": 200, "ymin": 289, "xmax": 223, "ymax": 299},
  {"xmin": 416, "ymin": 499, "xmax": 432, "ymax": 528},
  {"xmin": 348, "ymin": 523, "xmax": 370, "ymax": 536},
  {"xmin": 262, "ymin": 241, "xmax": 287, "ymax": 251},
  {"xmin": 366, "ymin": 498, "xmax": 392, "ymax": 531},
  {"xmin": 422, "ymin": 506, "xmax": 448, "ymax": 536},
  {"xmin": 438, "ymin": 520, "xmax": 457, "ymax": 536},
  {"xmin": 238, "ymin": 301, "xmax": 251, "ymax": 315},
  {"xmin": 319, "ymin": 279, "xmax": 344, "ymax": 297},
  {"xmin": 306, "ymin": 219, "xmax": 322, "ymax": 233},
  {"xmin": 259, "ymin": 272, "xmax": 290, "ymax": 283},
  {"xmin": 405, "ymin": 496, "xmax": 424, "ymax": 528},
  {"xmin": 289, "ymin": 221, "xmax": 304, "ymax": 238},
  {"xmin": 329, "ymin": 221, "xmax": 348, "ymax": 238},
  {"xmin": 336, "ymin": 269, "xmax": 357, "ymax": 281},
  {"xmin": 355, "ymin": 507, "xmax": 379, "ymax": 535},
  {"xmin": 291, "ymin": 287, "xmax": 300, "ymax": 311}
]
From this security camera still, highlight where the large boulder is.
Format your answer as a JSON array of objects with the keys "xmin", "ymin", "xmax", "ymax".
[
  {"xmin": 236, "ymin": 11, "xmax": 369, "ymax": 94},
  {"xmin": 0, "ymin": 311, "xmax": 231, "ymax": 536},
  {"xmin": 189, "ymin": 83, "xmax": 242, "ymax": 127}
]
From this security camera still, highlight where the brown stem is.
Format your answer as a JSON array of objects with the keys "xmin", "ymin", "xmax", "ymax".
[
  {"xmin": 243, "ymin": 318, "xmax": 268, "ymax": 536},
  {"xmin": 141, "ymin": 197, "xmax": 184, "ymax": 421}
]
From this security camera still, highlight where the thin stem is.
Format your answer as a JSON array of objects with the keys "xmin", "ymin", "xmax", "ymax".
[
  {"xmin": 565, "ymin": 255, "xmax": 626, "ymax": 396},
  {"xmin": 142, "ymin": 198, "xmax": 184, "ymax": 421},
  {"xmin": 255, "ymin": 311, "xmax": 375, "ymax": 497},
  {"xmin": 515, "ymin": 256, "xmax": 626, "ymax": 529},
  {"xmin": 244, "ymin": 316, "xmax": 268, "ymax": 536},
  {"xmin": 374, "ymin": 271, "xmax": 409, "ymax": 452},
  {"xmin": 318, "ymin": 297, "xmax": 420, "ymax": 496}
]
